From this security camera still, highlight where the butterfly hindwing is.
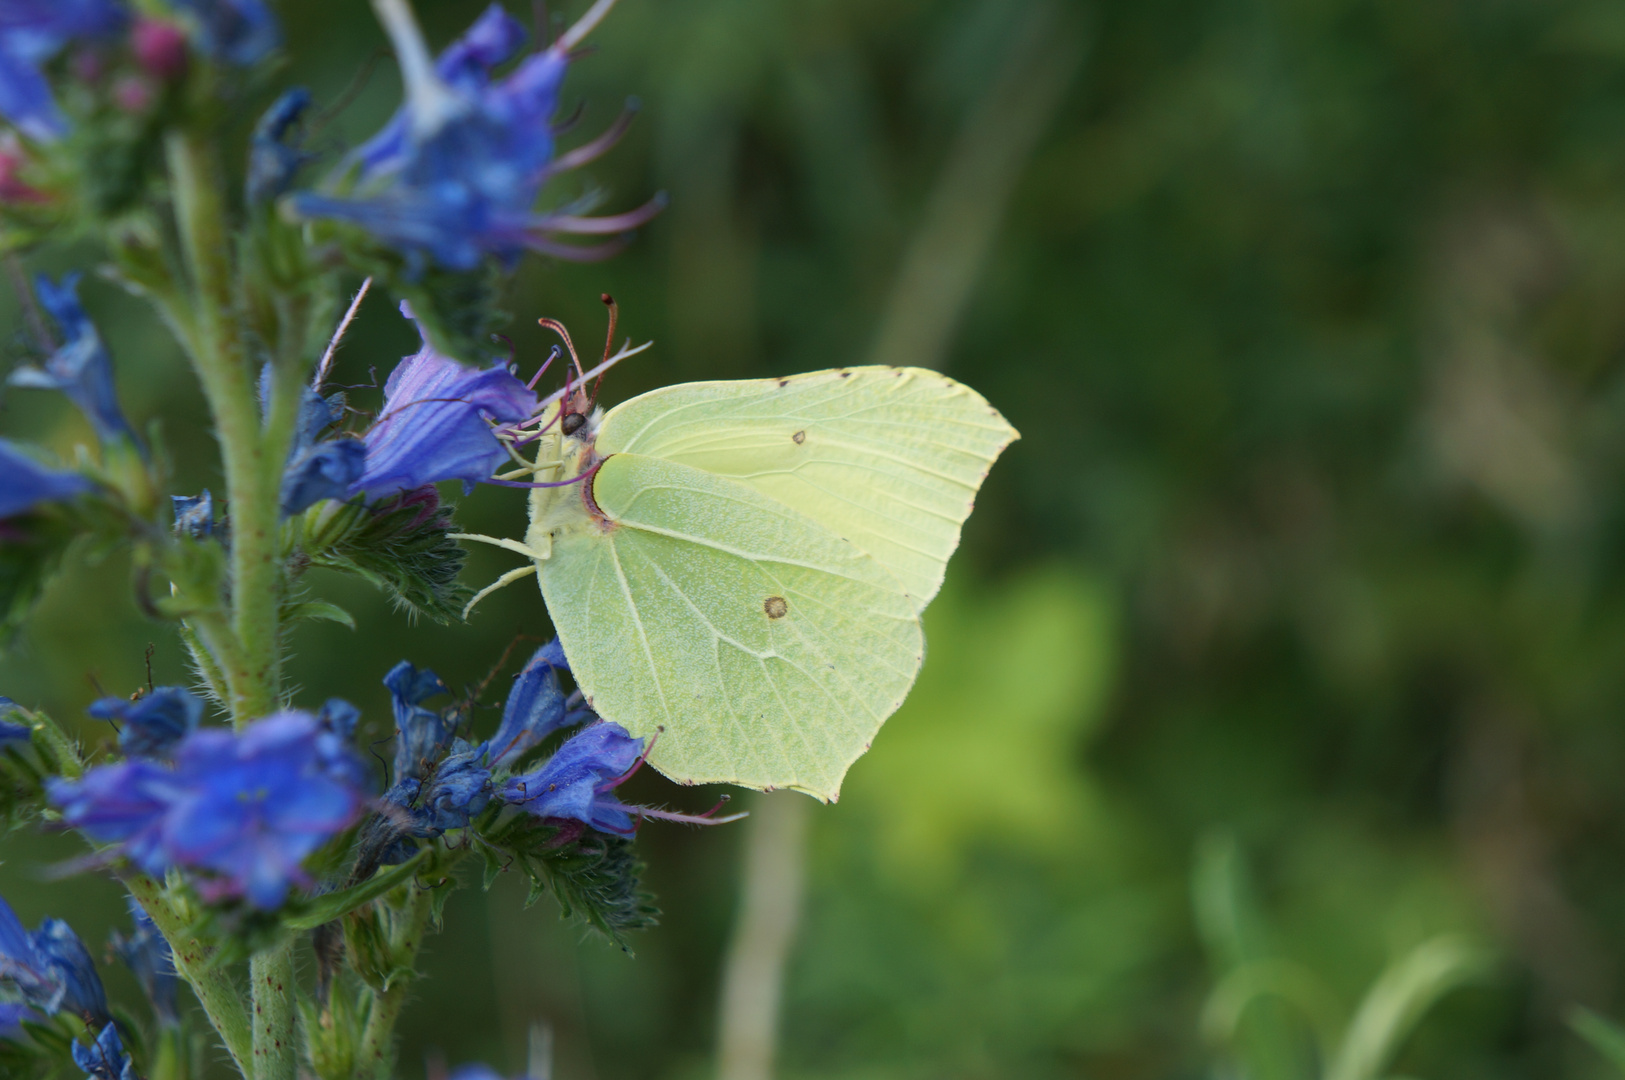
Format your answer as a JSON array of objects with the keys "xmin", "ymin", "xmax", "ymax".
[
  {"xmin": 537, "ymin": 452, "xmax": 924, "ymax": 800},
  {"xmin": 593, "ymin": 367, "xmax": 1019, "ymax": 611}
]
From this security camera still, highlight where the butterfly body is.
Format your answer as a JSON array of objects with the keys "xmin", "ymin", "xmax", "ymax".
[{"xmin": 495, "ymin": 365, "xmax": 1017, "ymax": 800}]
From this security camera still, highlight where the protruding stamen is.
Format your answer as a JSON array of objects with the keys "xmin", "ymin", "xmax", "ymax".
[
  {"xmin": 535, "ymin": 192, "xmax": 668, "ymax": 235},
  {"xmin": 542, "ymin": 99, "xmax": 640, "ymax": 179},
  {"xmin": 556, "ymin": 0, "xmax": 620, "ymax": 52}
]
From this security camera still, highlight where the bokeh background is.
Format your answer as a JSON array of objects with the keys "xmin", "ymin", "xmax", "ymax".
[{"xmin": 11, "ymin": 0, "xmax": 1625, "ymax": 1076}]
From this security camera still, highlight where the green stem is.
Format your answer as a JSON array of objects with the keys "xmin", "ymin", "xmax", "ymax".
[
  {"xmin": 250, "ymin": 941, "xmax": 299, "ymax": 1080},
  {"xmin": 125, "ymin": 876, "xmax": 254, "ymax": 1079},
  {"xmin": 358, "ymin": 886, "xmax": 434, "ymax": 1080},
  {"xmin": 164, "ymin": 130, "xmax": 281, "ymax": 725}
]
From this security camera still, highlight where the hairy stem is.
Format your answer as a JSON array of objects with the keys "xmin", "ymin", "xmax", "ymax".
[
  {"xmin": 125, "ymin": 875, "xmax": 254, "ymax": 1079},
  {"xmin": 358, "ymin": 886, "xmax": 434, "ymax": 1080},
  {"xmin": 250, "ymin": 941, "xmax": 299, "ymax": 1080},
  {"xmin": 164, "ymin": 130, "xmax": 281, "ymax": 724},
  {"xmin": 166, "ymin": 128, "xmax": 303, "ymax": 1080}
]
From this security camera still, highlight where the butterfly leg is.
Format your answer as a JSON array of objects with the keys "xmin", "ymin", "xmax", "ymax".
[
  {"xmin": 461, "ymin": 564, "xmax": 540, "ymax": 620},
  {"xmin": 449, "ymin": 533, "xmax": 548, "ymax": 559}
]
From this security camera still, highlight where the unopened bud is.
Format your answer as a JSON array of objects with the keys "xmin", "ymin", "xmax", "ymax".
[{"xmin": 132, "ymin": 19, "xmax": 188, "ymax": 80}]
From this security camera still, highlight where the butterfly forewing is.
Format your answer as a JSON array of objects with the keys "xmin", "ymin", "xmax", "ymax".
[
  {"xmin": 538, "ymin": 453, "xmax": 924, "ymax": 800},
  {"xmin": 593, "ymin": 367, "xmax": 1019, "ymax": 611}
]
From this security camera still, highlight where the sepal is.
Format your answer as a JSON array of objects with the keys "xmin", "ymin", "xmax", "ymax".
[
  {"xmin": 475, "ymin": 805, "xmax": 658, "ymax": 950},
  {"xmin": 295, "ymin": 490, "xmax": 470, "ymax": 623}
]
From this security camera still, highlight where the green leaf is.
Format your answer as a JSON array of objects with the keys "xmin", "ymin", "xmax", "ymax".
[
  {"xmin": 283, "ymin": 851, "xmax": 429, "ymax": 931},
  {"xmin": 283, "ymin": 600, "xmax": 356, "ymax": 631}
]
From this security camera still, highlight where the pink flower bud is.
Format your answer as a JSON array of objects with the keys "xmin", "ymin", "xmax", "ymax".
[
  {"xmin": 132, "ymin": 19, "xmax": 188, "ymax": 81},
  {"xmin": 111, "ymin": 75, "xmax": 154, "ymax": 114}
]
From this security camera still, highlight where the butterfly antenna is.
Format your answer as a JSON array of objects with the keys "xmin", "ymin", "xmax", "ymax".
[
  {"xmin": 537, "ymin": 317, "xmax": 586, "ymax": 383},
  {"xmin": 588, "ymin": 293, "xmax": 618, "ymax": 410}
]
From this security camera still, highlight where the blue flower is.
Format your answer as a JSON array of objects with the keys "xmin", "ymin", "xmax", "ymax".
[
  {"xmin": 316, "ymin": 697, "xmax": 361, "ymax": 741},
  {"xmin": 8, "ymin": 274, "xmax": 135, "ymax": 446},
  {"xmin": 246, "ymin": 87, "xmax": 311, "ymax": 204},
  {"xmin": 0, "ymin": 1, "xmax": 126, "ymax": 141},
  {"xmin": 385, "ymin": 659, "xmax": 452, "ymax": 781},
  {"xmin": 0, "ymin": 697, "xmax": 30, "ymax": 746},
  {"xmin": 410, "ymin": 739, "xmax": 491, "ymax": 831},
  {"xmin": 0, "ymin": 439, "xmax": 90, "ymax": 518},
  {"xmin": 161, "ymin": 712, "xmax": 370, "ymax": 908},
  {"xmin": 290, "ymin": 1, "xmax": 660, "ymax": 271},
  {"xmin": 172, "ymin": 490, "xmax": 214, "ymax": 536},
  {"xmin": 72, "ymin": 1021, "xmax": 135, "ymax": 1080},
  {"xmin": 482, "ymin": 638, "xmax": 593, "ymax": 770},
  {"xmin": 88, "ymin": 686, "xmax": 203, "ymax": 759},
  {"xmin": 500, "ymin": 722, "xmax": 643, "ymax": 834},
  {"xmin": 350, "ymin": 305, "xmax": 535, "ymax": 502},
  {"xmin": 31, "ymin": 919, "xmax": 108, "ymax": 1026},
  {"xmin": 0, "ymin": 893, "xmax": 109, "ymax": 1028},
  {"xmin": 382, "ymin": 737, "xmax": 491, "ymax": 856},
  {"xmin": 44, "ymin": 758, "xmax": 178, "ymax": 875},
  {"xmin": 48, "ymin": 710, "xmax": 370, "ymax": 910},
  {"xmin": 280, "ymin": 386, "xmax": 365, "ymax": 515},
  {"xmin": 169, "ymin": 0, "xmax": 277, "ymax": 65},
  {"xmin": 110, "ymin": 898, "xmax": 178, "ymax": 1027},
  {"xmin": 0, "ymin": 1000, "xmax": 35, "ymax": 1040}
]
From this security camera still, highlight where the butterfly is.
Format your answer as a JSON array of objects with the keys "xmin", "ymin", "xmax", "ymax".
[{"xmin": 461, "ymin": 332, "xmax": 1017, "ymax": 801}]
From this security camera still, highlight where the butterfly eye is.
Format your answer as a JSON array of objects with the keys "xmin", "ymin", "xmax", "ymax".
[{"xmin": 561, "ymin": 412, "xmax": 587, "ymax": 436}]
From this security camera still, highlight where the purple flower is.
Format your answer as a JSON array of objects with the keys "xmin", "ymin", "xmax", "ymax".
[
  {"xmin": 169, "ymin": 0, "xmax": 277, "ymax": 65},
  {"xmin": 348, "ymin": 304, "xmax": 535, "ymax": 502},
  {"xmin": 8, "ymin": 274, "xmax": 135, "ymax": 446},
  {"xmin": 500, "ymin": 722, "xmax": 643, "ymax": 834},
  {"xmin": 0, "ymin": 0, "xmax": 126, "ymax": 141},
  {"xmin": 0, "ymin": 893, "xmax": 108, "ymax": 1028},
  {"xmin": 72, "ymin": 1021, "xmax": 135, "ymax": 1080},
  {"xmin": 88, "ymin": 686, "xmax": 202, "ymax": 759},
  {"xmin": 0, "ymin": 439, "xmax": 89, "ymax": 517},
  {"xmin": 384, "ymin": 659, "xmax": 452, "ymax": 781},
  {"xmin": 290, "ymin": 1, "xmax": 661, "ymax": 271},
  {"xmin": 48, "ymin": 711, "xmax": 370, "ymax": 910},
  {"xmin": 482, "ymin": 638, "xmax": 593, "ymax": 770},
  {"xmin": 110, "ymin": 898, "xmax": 178, "ymax": 1027}
]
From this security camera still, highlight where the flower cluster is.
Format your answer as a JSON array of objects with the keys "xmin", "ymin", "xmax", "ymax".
[
  {"xmin": 291, "ymin": 1, "xmax": 662, "ymax": 272},
  {"xmin": 0, "ymin": 0, "xmax": 277, "ymax": 144},
  {"xmin": 48, "ymin": 706, "xmax": 370, "ymax": 908}
]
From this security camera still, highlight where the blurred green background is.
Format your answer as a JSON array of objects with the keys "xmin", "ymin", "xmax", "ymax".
[{"xmin": 13, "ymin": 0, "xmax": 1625, "ymax": 1076}]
